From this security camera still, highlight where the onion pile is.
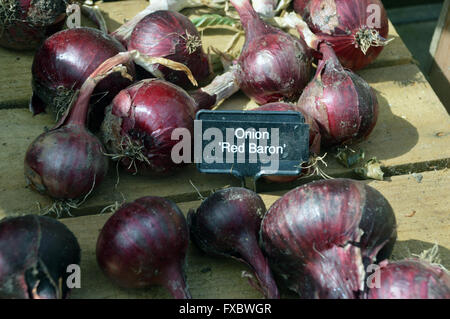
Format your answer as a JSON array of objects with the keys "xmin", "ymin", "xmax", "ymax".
[
  {"xmin": 0, "ymin": 215, "xmax": 80, "ymax": 299},
  {"xmin": 188, "ymin": 187, "xmax": 279, "ymax": 298},
  {"xmin": 366, "ymin": 259, "xmax": 450, "ymax": 299},
  {"xmin": 297, "ymin": 42, "xmax": 379, "ymax": 146},
  {"xmin": 0, "ymin": 0, "xmax": 67, "ymax": 50},
  {"xmin": 293, "ymin": 0, "xmax": 390, "ymax": 70},
  {"xmin": 100, "ymin": 69, "xmax": 239, "ymax": 175},
  {"xmin": 128, "ymin": 10, "xmax": 210, "ymax": 88},
  {"xmin": 230, "ymin": 0, "xmax": 313, "ymax": 105},
  {"xmin": 96, "ymin": 196, "xmax": 191, "ymax": 299},
  {"xmin": 260, "ymin": 178, "xmax": 397, "ymax": 298},
  {"xmin": 30, "ymin": 27, "xmax": 135, "ymax": 130}
]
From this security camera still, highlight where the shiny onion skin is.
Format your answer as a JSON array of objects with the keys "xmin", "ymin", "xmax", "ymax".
[
  {"xmin": 0, "ymin": 0, "xmax": 67, "ymax": 50},
  {"xmin": 231, "ymin": 0, "xmax": 313, "ymax": 105},
  {"xmin": 30, "ymin": 27, "xmax": 135, "ymax": 130},
  {"xmin": 261, "ymin": 179, "xmax": 397, "ymax": 299},
  {"xmin": 188, "ymin": 187, "xmax": 280, "ymax": 299},
  {"xmin": 96, "ymin": 196, "xmax": 191, "ymax": 299},
  {"xmin": 128, "ymin": 10, "xmax": 210, "ymax": 88},
  {"xmin": 294, "ymin": 0, "xmax": 389, "ymax": 70},
  {"xmin": 253, "ymin": 102, "xmax": 321, "ymax": 183},
  {"xmin": 0, "ymin": 215, "xmax": 80, "ymax": 299},
  {"xmin": 24, "ymin": 52, "xmax": 138, "ymax": 204},
  {"xmin": 297, "ymin": 43, "xmax": 378, "ymax": 146},
  {"xmin": 101, "ymin": 79, "xmax": 196, "ymax": 175},
  {"xmin": 366, "ymin": 259, "xmax": 450, "ymax": 299}
]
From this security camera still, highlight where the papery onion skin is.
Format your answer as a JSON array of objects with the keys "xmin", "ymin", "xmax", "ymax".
[
  {"xmin": 128, "ymin": 10, "xmax": 210, "ymax": 88},
  {"xmin": 31, "ymin": 27, "xmax": 135, "ymax": 130},
  {"xmin": 0, "ymin": 215, "xmax": 81, "ymax": 299},
  {"xmin": 0, "ymin": 0, "xmax": 67, "ymax": 50},
  {"xmin": 231, "ymin": 0, "xmax": 313, "ymax": 105},
  {"xmin": 188, "ymin": 187, "xmax": 280, "ymax": 299},
  {"xmin": 253, "ymin": 102, "xmax": 321, "ymax": 183},
  {"xmin": 297, "ymin": 42, "xmax": 378, "ymax": 147},
  {"xmin": 96, "ymin": 196, "xmax": 191, "ymax": 299},
  {"xmin": 366, "ymin": 259, "xmax": 450, "ymax": 299},
  {"xmin": 101, "ymin": 79, "xmax": 196, "ymax": 175},
  {"xmin": 294, "ymin": 0, "xmax": 389, "ymax": 70},
  {"xmin": 260, "ymin": 178, "xmax": 397, "ymax": 299}
]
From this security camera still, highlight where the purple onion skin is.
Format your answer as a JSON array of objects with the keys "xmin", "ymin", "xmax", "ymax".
[
  {"xmin": 253, "ymin": 102, "xmax": 321, "ymax": 183},
  {"xmin": 294, "ymin": 0, "xmax": 389, "ymax": 70},
  {"xmin": 96, "ymin": 196, "xmax": 191, "ymax": 299},
  {"xmin": 101, "ymin": 79, "xmax": 196, "ymax": 175},
  {"xmin": 188, "ymin": 187, "xmax": 280, "ymax": 299},
  {"xmin": 24, "ymin": 125, "xmax": 108, "ymax": 200},
  {"xmin": 367, "ymin": 259, "xmax": 450, "ymax": 299},
  {"xmin": 128, "ymin": 10, "xmax": 210, "ymax": 88},
  {"xmin": 231, "ymin": 0, "xmax": 313, "ymax": 105},
  {"xmin": 31, "ymin": 27, "xmax": 135, "ymax": 130},
  {"xmin": 261, "ymin": 179, "xmax": 397, "ymax": 299},
  {"xmin": 0, "ymin": 0, "xmax": 67, "ymax": 50},
  {"xmin": 0, "ymin": 215, "xmax": 80, "ymax": 299},
  {"xmin": 297, "ymin": 43, "xmax": 379, "ymax": 147}
]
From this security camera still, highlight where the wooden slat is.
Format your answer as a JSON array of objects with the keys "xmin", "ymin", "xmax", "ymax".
[
  {"xmin": 0, "ymin": 0, "xmax": 412, "ymax": 108},
  {"xmin": 62, "ymin": 170, "xmax": 449, "ymax": 299},
  {"xmin": 1, "ymin": 62, "xmax": 449, "ymax": 218}
]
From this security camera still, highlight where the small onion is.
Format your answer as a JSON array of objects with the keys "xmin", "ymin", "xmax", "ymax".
[
  {"xmin": 96, "ymin": 196, "xmax": 191, "ymax": 299},
  {"xmin": 0, "ymin": 215, "xmax": 80, "ymax": 299},
  {"xmin": 188, "ymin": 187, "xmax": 280, "ymax": 299}
]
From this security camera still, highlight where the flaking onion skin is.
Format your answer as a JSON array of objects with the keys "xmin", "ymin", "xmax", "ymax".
[{"xmin": 260, "ymin": 179, "xmax": 397, "ymax": 299}]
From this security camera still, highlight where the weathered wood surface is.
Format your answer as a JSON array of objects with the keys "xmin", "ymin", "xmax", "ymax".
[
  {"xmin": 63, "ymin": 170, "xmax": 449, "ymax": 299},
  {"xmin": 0, "ymin": 0, "xmax": 413, "ymax": 108},
  {"xmin": 1, "ymin": 61, "xmax": 448, "ymax": 218}
]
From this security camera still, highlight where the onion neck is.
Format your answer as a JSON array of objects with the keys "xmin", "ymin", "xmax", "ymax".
[
  {"xmin": 66, "ymin": 52, "xmax": 134, "ymax": 127},
  {"xmin": 237, "ymin": 235, "xmax": 280, "ymax": 299},
  {"xmin": 191, "ymin": 68, "xmax": 240, "ymax": 112},
  {"xmin": 230, "ymin": 0, "xmax": 267, "ymax": 39},
  {"xmin": 273, "ymin": 12, "xmax": 320, "ymax": 50},
  {"xmin": 305, "ymin": 245, "xmax": 366, "ymax": 299},
  {"xmin": 162, "ymin": 262, "xmax": 192, "ymax": 299}
]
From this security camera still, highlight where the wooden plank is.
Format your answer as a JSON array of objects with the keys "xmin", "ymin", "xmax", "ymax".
[
  {"xmin": 429, "ymin": 0, "xmax": 450, "ymax": 111},
  {"xmin": 0, "ymin": 0, "xmax": 412, "ymax": 108},
  {"xmin": 62, "ymin": 170, "xmax": 449, "ymax": 299},
  {"xmin": 1, "ymin": 62, "xmax": 449, "ymax": 218}
]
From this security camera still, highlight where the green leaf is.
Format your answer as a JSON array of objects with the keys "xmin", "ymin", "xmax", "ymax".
[{"xmin": 191, "ymin": 14, "xmax": 237, "ymax": 28}]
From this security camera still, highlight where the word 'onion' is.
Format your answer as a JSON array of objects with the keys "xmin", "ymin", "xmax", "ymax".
[
  {"xmin": 261, "ymin": 178, "xmax": 397, "ymax": 298},
  {"xmin": 96, "ymin": 196, "xmax": 191, "ymax": 299},
  {"xmin": 0, "ymin": 215, "xmax": 80, "ymax": 299},
  {"xmin": 188, "ymin": 187, "xmax": 280, "ymax": 299}
]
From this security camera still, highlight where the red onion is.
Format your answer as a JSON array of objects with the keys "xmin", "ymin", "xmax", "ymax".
[
  {"xmin": 96, "ymin": 196, "xmax": 191, "ymax": 299},
  {"xmin": 0, "ymin": 0, "xmax": 67, "ymax": 50},
  {"xmin": 100, "ymin": 69, "xmax": 239, "ymax": 175},
  {"xmin": 230, "ymin": 0, "xmax": 313, "ymax": 105},
  {"xmin": 297, "ymin": 42, "xmax": 379, "ymax": 147},
  {"xmin": 253, "ymin": 102, "xmax": 321, "ymax": 183},
  {"xmin": 366, "ymin": 259, "xmax": 450, "ymax": 299},
  {"xmin": 0, "ymin": 215, "xmax": 80, "ymax": 299},
  {"xmin": 188, "ymin": 187, "xmax": 280, "ymax": 299},
  {"xmin": 24, "ymin": 53, "xmax": 138, "ymax": 212},
  {"xmin": 293, "ymin": 0, "xmax": 390, "ymax": 70},
  {"xmin": 30, "ymin": 27, "xmax": 135, "ymax": 130},
  {"xmin": 128, "ymin": 10, "xmax": 210, "ymax": 88},
  {"xmin": 261, "ymin": 178, "xmax": 397, "ymax": 299}
]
